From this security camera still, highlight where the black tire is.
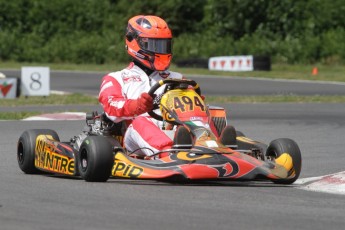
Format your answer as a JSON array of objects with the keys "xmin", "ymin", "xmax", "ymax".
[
  {"xmin": 17, "ymin": 129, "xmax": 60, "ymax": 174},
  {"xmin": 173, "ymin": 126, "xmax": 193, "ymax": 146},
  {"xmin": 220, "ymin": 125, "xmax": 237, "ymax": 146},
  {"xmin": 266, "ymin": 138, "xmax": 302, "ymax": 184},
  {"xmin": 236, "ymin": 131, "xmax": 245, "ymax": 137},
  {"xmin": 175, "ymin": 58, "xmax": 209, "ymax": 68},
  {"xmin": 78, "ymin": 136, "xmax": 114, "ymax": 182},
  {"xmin": 253, "ymin": 56, "xmax": 271, "ymax": 71}
]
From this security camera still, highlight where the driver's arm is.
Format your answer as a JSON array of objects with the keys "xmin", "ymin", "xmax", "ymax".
[{"xmin": 99, "ymin": 75, "xmax": 153, "ymax": 122}]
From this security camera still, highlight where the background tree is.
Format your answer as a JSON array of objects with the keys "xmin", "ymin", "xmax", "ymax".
[{"xmin": 0, "ymin": 0, "xmax": 344, "ymax": 64}]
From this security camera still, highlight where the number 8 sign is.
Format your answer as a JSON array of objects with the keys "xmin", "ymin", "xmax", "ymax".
[{"xmin": 21, "ymin": 67, "xmax": 50, "ymax": 96}]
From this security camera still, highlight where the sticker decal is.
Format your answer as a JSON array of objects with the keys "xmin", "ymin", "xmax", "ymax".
[
  {"xmin": 213, "ymin": 162, "xmax": 239, "ymax": 178},
  {"xmin": 35, "ymin": 136, "xmax": 74, "ymax": 175},
  {"xmin": 112, "ymin": 161, "xmax": 143, "ymax": 178},
  {"xmin": 206, "ymin": 140, "xmax": 218, "ymax": 147}
]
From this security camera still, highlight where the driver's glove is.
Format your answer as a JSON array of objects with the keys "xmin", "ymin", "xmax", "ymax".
[{"xmin": 127, "ymin": 92, "xmax": 153, "ymax": 116}]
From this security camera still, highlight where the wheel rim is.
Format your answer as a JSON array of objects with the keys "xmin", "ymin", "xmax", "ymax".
[
  {"xmin": 80, "ymin": 149, "xmax": 88, "ymax": 172},
  {"xmin": 17, "ymin": 142, "xmax": 25, "ymax": 165}
]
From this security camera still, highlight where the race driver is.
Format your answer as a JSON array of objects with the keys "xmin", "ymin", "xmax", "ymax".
[{"xmin": 98, "ymin": 15, "xmax": 183, "ymax": 158}]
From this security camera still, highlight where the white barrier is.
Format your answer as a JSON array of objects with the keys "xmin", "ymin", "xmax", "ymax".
[{"xmin": 208, "ymin": 55, "xmax": 254, "ymax": 71}]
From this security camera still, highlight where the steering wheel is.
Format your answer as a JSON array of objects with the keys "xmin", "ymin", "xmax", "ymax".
[{"xmin": 147, "ymin": 79, "xmax": 201, "ymax": 121}]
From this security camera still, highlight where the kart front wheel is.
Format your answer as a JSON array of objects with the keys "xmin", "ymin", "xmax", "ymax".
[
  {"xmin": 266, "ymin": 138, "xmax": 302, "ymax": 184},
  {"xmin": 219, "ymin": 125, "xmax": 237, "ymax": 146},
  {"xmin": 78, "ymin": 136, "xmax": 114, "ymax": 182},
  {"xmin": 17, "ymin": 129, "xmax": 60, "ymax": 174}
]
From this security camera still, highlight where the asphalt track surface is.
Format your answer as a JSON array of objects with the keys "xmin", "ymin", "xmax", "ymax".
[{"xmin": 1, "ymin": 69, "xmax": 345, "ymax": 230}]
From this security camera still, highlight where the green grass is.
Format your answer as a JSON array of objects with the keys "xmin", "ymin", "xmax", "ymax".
[
  {"xmin": 1, "ymin": 94, "xmax": 343, "ymax": 120},
  {"xmin": 2, "ymin": 93, "xmax": 345, "ymax": 108},
  {"xmin": 179, "ymin": 64, "xmax": 345, "ymax": 83},
  {"xmin": 206, "ymin": 95, "xmax": 345, "ymax": 103},
  {"xmin": 0, "ymin": 112, "xmax": 42, "ymax": 120},
  {"xmin": 0, "ymin": 93, "xmax": 98, "ymax": 106},
  {"xmin": 1, "ymin": 61, "xmax": 345, "ymax": 82}
]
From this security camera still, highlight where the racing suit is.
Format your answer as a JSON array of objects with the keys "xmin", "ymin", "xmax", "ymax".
[{"xmin": 99, "ymin": 62, "xmax": 183, "ymax": 156}]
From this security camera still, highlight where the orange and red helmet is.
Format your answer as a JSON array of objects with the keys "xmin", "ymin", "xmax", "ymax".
[{"xmin": 125, "ymin": 15, "xmax": 172, "ymax": 71}]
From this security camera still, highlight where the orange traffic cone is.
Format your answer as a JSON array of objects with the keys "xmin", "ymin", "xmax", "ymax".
[{"xmin": 312, "ymin": 67, "xmax": 318, "ymax": 75}]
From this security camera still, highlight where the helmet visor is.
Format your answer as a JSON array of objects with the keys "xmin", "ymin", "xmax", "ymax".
[{"xmin": 137, "ymin": 38, "xmax": 172, "ymax": 54}]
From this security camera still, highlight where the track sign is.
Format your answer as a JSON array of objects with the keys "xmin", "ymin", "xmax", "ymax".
[
  {"xmin": 0, "ymin": 78, "xmax": 17, "ymax": 99},
  {"xmin": 21, "ymin": 67, "xmax": 50, "ymax": 96},
  {"xmin": 208, "ymin": 55, "xmax": 254, "ymax": 71}
]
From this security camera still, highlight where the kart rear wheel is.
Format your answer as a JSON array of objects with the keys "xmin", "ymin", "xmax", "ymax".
[
  {"xmin": 17, "ymin": 129, "xmax": 60, "ymax": 174},
  {"xmin": 78, "ymin": 136, "xmax": 114, "ymax": 182},
  {"xmin": 266, "ymin": 138, "xmax": 302, "ymax": 184}
]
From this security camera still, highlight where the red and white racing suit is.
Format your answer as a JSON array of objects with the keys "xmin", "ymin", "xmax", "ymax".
[{"xmin": 99, "ymin": 62, "xmax": 183, "ymax": 156}]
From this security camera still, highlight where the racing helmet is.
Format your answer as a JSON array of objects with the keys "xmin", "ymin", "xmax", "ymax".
[{"xmin": 125, "ymin": 15, "xmax": 172, "ymax": 71}]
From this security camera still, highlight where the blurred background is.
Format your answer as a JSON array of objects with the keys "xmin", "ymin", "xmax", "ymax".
[{"xmin": 0, "ymin": 0, "xmax": 344, "ymax": 65}]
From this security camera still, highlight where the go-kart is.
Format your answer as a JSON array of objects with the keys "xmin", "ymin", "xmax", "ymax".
[{"xmin": 17, "ymin": 79, "xmax": 302, "ymax": 184}]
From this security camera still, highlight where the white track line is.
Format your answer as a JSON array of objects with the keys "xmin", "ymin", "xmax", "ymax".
[
  {"xmin": 296, "ymin": 171, "xmax": 345, "ymax": 195},
  {"xmin": 23, "ymin": 112, "xmax": 86, "ymax": 121}
]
